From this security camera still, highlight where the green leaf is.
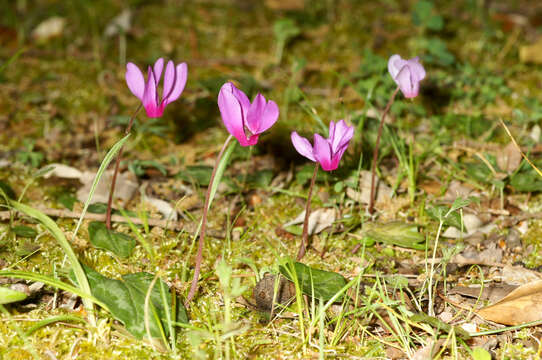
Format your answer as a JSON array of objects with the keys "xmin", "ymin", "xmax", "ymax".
[
  {"xmin": 510, "ymin": 170, "xmax": 542, "ymax": 192},
  {"xmin": 472, "ymin": 347, "xmax": 492, "ymax": 360},
  {"xmin": 12, "ymin": 225, "xmax": 37, "ymax": 238},
  {"xmin": 0, "ymin": 180, "xmax": 16, "ymax": 199},
  {"xmin": 57, "ymin": 192, "xmax": 76, "ymax": 211},
  {"xmin": 279, "ymin": 262, "xmax": 347, "ymax": 301},
  {"xmin": 361, "ymin": 222, "xmax": 426, "ymax": 250},
  {"xmin": 88, "ymin": 221, "xmax": 135, "ymax": 258},
  {"xmin": 76, "ymin": 265, "xmax": 188, "ymax": 340},
  {"xmin": 410, "ymin": 312, "xmax": 471, "ymax": 340},
  {"xmin": 426, "ymin": 205, "xmax": 462, "ymax": 228},
  {"xmin": 176, "ymin": 165, "xmax": 213, "ymax": 186},
  {"xmin": 0, "ymin": 286, "xmax": 27, "ymax": 304},
  {"xmin": 88, "ymin": 202, "xmax": 108, "ymax": 214}
]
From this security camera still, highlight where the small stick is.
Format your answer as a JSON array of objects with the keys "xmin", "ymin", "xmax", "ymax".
[
  {"xmin": 186, "ymin": 135, "xmax": 233, "ymax": 306},
  {"xmin": 105, "ymin": 104, "xmax": 142, "ymax": 229},
  {"xmin": 368, "ymin": 86, "xmax": 399, "ymax": 214},
  {"xmin": 296, "ymin": 162, "xmax": 319, "ymax": 261}
]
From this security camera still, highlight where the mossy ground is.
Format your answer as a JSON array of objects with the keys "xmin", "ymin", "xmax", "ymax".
[{"xmin": 1, "ymin": 0, "xmax": 542, "ymax": 358}]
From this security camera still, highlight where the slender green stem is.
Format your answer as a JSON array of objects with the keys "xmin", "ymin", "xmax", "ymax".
[
  {"xmin": 297, "ymin": 162, "xmax": 319, "ymax": 261},
  {"xmin": 368, "ymin": 86, "xmax": 399, "ymax": 214},
  {"xmin": 186, "ymin": 135, "xmax": 234, "ymax": 305},
  {"xmin": 105, "ymin": 104, "xmax": 141, "ymax": 229}
]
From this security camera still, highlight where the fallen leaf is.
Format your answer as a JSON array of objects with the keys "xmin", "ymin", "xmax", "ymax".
[
  {"xmin": 346, "ymin": 170, "xmax": 392, "ymax": 205},
  {"xmin": 104, "ymin": 9, "xmax": 131, "ymax": 37},
  {"xmin": 265, "ymin": 0, "xmax": 304, "ymax": 10},
  {"xmin": 477, "ymin": 280, "xmax": 542, "ymax": 325},
  {"xmin": 43, "ymin": 163, "xmax": 83, "ymax": 179},
  {"xmin": 32, "ymin": 17, "xmax": 66, "ymax": 41},
  {"xmin": 449, "ymin": 283, "xmax": 518, "ymax": 303},
  {"xmin": 283, "ymin": 208, "xmax": 336, "ymax": 235},
  {"xmin": 501, "ymin": 265, "xmax": 542, "ymax": 285},
  {"xmin": 77, "ymin": 170, "xmax": 138, "ymax": 204},
  {"xmin": 144, "ymin": 196, "xmax": 178, "ymax": 222},
  {"xmin": 496, "ymin": 142, "xmax": 522, "ymax": 174},
  {"xmin": 520, "ymin": 37, "xmax": 542, "ymax": 64},
  {"xmin": 451, "ymin": 243, "xmax": 503, "ymax": 265}
]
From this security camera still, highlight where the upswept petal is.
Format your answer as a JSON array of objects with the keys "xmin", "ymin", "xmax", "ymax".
[
  {"xmin": 164, "ymin": 62, "xmax": 187, "ymax": 105},
  {"xmin": 388, "ymin": 54, "xmax": 405, "ymax": 80},
  {"xmin": 246, "ymin": 93, "xmax": 266, "ymax": 134},
  {"xmin": 396, "ymin": 65, "xmax": 417, "ymax": 98},
  {"xmin": 329, "ymin": 120, "xmax": 353, "ymax": 153},
  {"xmin": 408, "ymin": 58, "xmax": 426, "ymax": 82},
  {"xmin": 218, "ymin": 83, "xmax": 250, "ymax": 146},
  {"xmin": 162, "ymin": 60, "xmax": 175, "ymax": 101},
  {"xmin": 291, "ymin": 132, "xmax": 316, "ymax": 162},
  {"xmin": 257, "ymin": 100, "xmax": 279, "ymax": 134},
  {"xmin": 143, "ymin": 67, "xmax": 161, "ymax": 117},
  {"xmin": 313, "ymin": 134, "xmax": 334, "ymax": 171},
  {"xmin": 230, "ymin": 83, "xmax": 251, "ymax": 117},
  {"xmin": 125, "ymin": 63, "xmax": 145, "ymax": 100},
  {"xmin": 153, "ymin": 58, "xmax": 164, "ymax": 84}
]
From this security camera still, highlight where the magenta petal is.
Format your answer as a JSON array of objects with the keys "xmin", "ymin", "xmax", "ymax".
[
  {"xmin": 396, "ymin": 65, "xmax": 417, "ymax": 98},
  {"xmin": 164, "ymin": 62, "xmax": 187, "ymax": 105},
  {"xmin": 313, "ymin": 134, "xmax": 334, "ymax": 171},
  {"xmin": 332, "ymin": 120, "xmax": 354, "ymax": 153},
  {"xmin": 218, "ymin": 83, "xmax": 250, "ymax": 146},
  {"xmin": 387, "ymin": 54, "xmax": 404, "ymax": 80},
  {"xmin": 258, "ymin": 100, "xmax": 279, "ymax": 133},
  {"xmin": 125, "ymin": 63, "xmax": 145, "ymax": 100},
  {"xmin": 230, "ymin": 83, "xmax": 251, "ymax": 117},
  {"xmin": 142, "ymin": 67, "xmax": 161, "ymax": 117},
  {"xmin": 153, "ymin": 58, "xmax": 164, "ymax": 84},
  {"xmin": 162, "ymin": 60, "xmax": 175, "ymax": 101},
  {"xmin": 291, "ymin": 132, "xmax": 316, "ymax": 162},
  {"xmin": 246, "ymin": 93, "xmax": 266, "ymax": 134},
  {"xmin": 408, "ymin": 59, "xmax": 426, "ymax": 82}
]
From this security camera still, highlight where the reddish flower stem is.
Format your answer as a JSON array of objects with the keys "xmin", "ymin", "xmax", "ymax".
[
  {"xmin": 368, "ymin": 86, "xmax": 399, "ymax": 214},
  {"xmin": 105, "ymin": 104, "xmax": 142, "ymax": 229},
  {"xmin": 186, "ymin": 134, "xmax": 233, "ymax": 306},
  {"xmin": 296, "ymin": 162, "xmax": 319, "ymax": 261}
]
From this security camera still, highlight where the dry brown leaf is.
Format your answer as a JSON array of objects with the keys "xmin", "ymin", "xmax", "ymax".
[
  {"xmin": 520, "ymin": 37, "xmax": 542, "ymax": 64},
  {"xmin": 283, "ymin": 208, "xmax": 336, "ymax": 235},
  {"xmin": 496, "ymin": 142, "xmax": 522, "ymax": 174},
  {"xmin": 264, "ymin": 0, "xmax": 304, "ymax": 10},
  {"xmin": 477, "ymin": 280, "xmax": 542, "ymax": 325}
]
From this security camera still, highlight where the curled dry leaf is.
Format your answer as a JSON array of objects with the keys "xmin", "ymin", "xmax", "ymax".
[
  {"xmin": 283, "ymin": 208, "xmax": 337, "ymax": 235},
  {"xmin": 477, "ymin": 280, "xmax": 542, "ymax": 325},
  {"xmin": 496, "ymin": 142, "xmax": 522, "ymax": 174},
  {"xmin": 77, "ymin": 170, "xmax": 138, "ymax": 204}
]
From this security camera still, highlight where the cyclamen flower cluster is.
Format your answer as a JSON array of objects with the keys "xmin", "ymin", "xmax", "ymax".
[{"xmin": 123, "ymin": 54, "xmax": 425, "ymax": 295}]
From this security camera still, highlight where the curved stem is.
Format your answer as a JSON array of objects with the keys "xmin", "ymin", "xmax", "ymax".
[
  {"xmin": 368, "ymin": 86, "xmax": 399, "ymax": 214},
  {"xmin": 105, "ymin": 104, "xmax": 142, "ymax": 229},
  {"xmin": 296, "ymin": 162, "xmax": 319, "ymax": 261},
  {"xmin": 186, "ymin": 135, "xmax": 234, "ymax": 306}
]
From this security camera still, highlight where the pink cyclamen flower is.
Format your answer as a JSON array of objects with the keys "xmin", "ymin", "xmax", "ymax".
[
  {"xmin": 291, "ymin": 120, "xmax": 354, "ymax": 171},
  {"xmin": 218, "ymin": 82, "xmax": 279, "ymax": 146},
  {"xmin": 387, "ymin": 55, "xmax": 426, "ymax": 98},
  {"xmin": 125, "ymin": 58, "xmax": 188, "ymax": 118}
]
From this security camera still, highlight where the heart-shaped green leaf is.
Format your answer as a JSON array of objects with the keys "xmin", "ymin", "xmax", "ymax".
[
  {"xmin": 75, "ymin": 265, "xmax": 188, "ymax": 340},
  {"xmin": 279, "ymin": 262, "xmax": 347, "ymax": 301},
  {"xmin": 88, "ymin": 221, "xmax": 135, "ymax": 258},
  {"xmin": 0, "ymin": 286, "xmax": 28, "ymax": 304},
  {"xmin": 361, "ymin": 222, "xmax": 426, "ymax": 250}
]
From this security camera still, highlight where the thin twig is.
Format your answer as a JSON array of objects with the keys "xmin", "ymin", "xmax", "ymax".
[
  {"xmin": 106, "ymin": 104, "xmax": 142, "ymax": 229},
  {"xmin": 368, "ymin": 86, "xmax": 399, "ymax": 214},
  {"xmin": 296, "ymin": 162, "xmax": 319, "ymax": 261},
  {"xmin": 186, "ymin": 135, "xmax": 233, "ymax": 306}
]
